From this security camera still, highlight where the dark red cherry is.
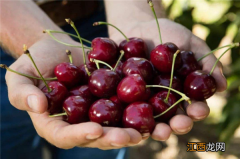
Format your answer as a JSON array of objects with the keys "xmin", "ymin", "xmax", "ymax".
[
  {"xmin": 143, "ymin": 88, "xmax": 152, "ymax": 101},
  {"xmin": 54, "ymin": 62, "xmax": 83, "ymax": 88},
  {"xmin": 79, "ymin": 62, "xmax": 97, "ymax": 84},
  {"xmin": 122, "ymin": 57, "xmax": 155, "ymax": 83},
  {"xmin": 63, "ymin": 95, "xmax": 90, "ymax": 124},
  {"xmin": 69, "ymin": 85, "xmax": 96, "ymax": 105},
  {"xmin": 184, "ymin": 70, "xmax": 217, "ymax": 100},
  {"xmin": 111, "ymin": 61, "xmax": 123, "ymax": 77},
  {"xmin": 110, "ymin": 95, "xmax": 126, "ymax": 108},
  {"xmin": 89, "ymin": 99, "xmax": 123, "ymax": 126},
  {"xmin": 117, "ymin": 74, "xmax": 146, "ymax": 103},
  {"xmin": 149, "ymin": 91, "xmax": 178, "ymax": 122},
  {"xmin": 41, "ymin": 81, "xmax": 68, "ymax": 114},
  {"xmin": 88, "ymin": 38, "xmax": 118, "ymax": 64},
  {"xmin": 119, "ymin": 37, "xmax": 148, "ymax": 60},
  {"xmin": 177, "ymin": 51, "xmax": 201, "ymax": 78},
  {"xmin": 123, "ymin": 102, "xmax": 155, "ymax": 134},
  {"xmin": 150, "ymin": 42, "xmax": 182, "ymax": 73},
  {"xmin": 89, "ymin": 69, "xmax": 121, "ymax": 98},
  {"xmin": 153, "ymin": 74, "xmax": 182, "ymax": 92}
]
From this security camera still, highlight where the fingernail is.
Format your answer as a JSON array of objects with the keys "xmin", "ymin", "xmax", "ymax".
[
  {"xmin": 176, "ymin": 126, "xmax": 192, "ymax": 133},
  {"xmin": 86, "ymin": 134, "xmax": 100, "ymax": 140},
  {"xmin": 27, "ymin": 95, "xmax": 39, "ymax": 112},
  {"xmin": 195, "ymin": 115, "xmax": 207, "ymax": 120},
  {"xmin": 111, "ymin": 143, "xmax": 123, "ymax": 147},
  {"xmin": 142, "ymin": 133, "xmax": 150, "ymax": 139}
]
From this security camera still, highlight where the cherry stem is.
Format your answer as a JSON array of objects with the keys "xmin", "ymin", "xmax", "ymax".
[
  {"xmin": 197, "ymin": 43, "xmax": 239, "ymax": 62},
  {"xmin": 49, "ymin": 112, "xmax": 67, "ymax": 117},
  {"xmin": 0, "ymin": 64, "xmax": 57, "ymax": 81},
  {"xmin": 44, "ymin": 30, "xmax": 92, "ymax": 50},
  {"xmin": 90, "ymin": 59, "xmax": 113, "ymax": 70},
  {"xmin": 65, "ymin": 19, "xmax": 91, "ymax": 76},
  {"xmin": 148, "ymin": 0, "xmax": 162, "ymax": 44},
  {"xmin": 44, "ymin": 30, "xmax": 92, "ymax": 44},
  {"xmin": 146, "ymin": 85, "xmax": 191, "ymax": 104},
  {"xmin": 93, "ymin": 22, "xmax": 129, "ymax": 42},
  {"xmin": 23, "ymin": 45, "xmax": 52, "ymax": 92},
  {"xmin": 154, "ymin": 98, "xmax": 184, "ymax": 119},
  {"xmin": 165, "ymin": 50, "xmax": 180, "ymax": 102},
  {"xmin": 66, "ymin": 50, "xmax": 73, "ymax": 63},
  {"xmin": 113, "ymin": 50, "xmax": 125, "ymax": 72},
  {"xmin": 209, "ymin": 46, "xmax": 234, "ymax": 75}
]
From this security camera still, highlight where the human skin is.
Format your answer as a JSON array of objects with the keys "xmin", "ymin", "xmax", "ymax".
[{"xmin": 1, "ymin": 0, "xmax": 226, "ymax": 149}]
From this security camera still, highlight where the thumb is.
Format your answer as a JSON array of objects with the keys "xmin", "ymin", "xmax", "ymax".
[{"xmin": 6, "ymin": 69, "xmax": 48, "ymax": 113}]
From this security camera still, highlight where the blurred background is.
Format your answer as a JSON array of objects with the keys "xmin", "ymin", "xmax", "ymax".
[{"xmin": 128, "ymin": 0, "xmax": 240, "ymax": 158}]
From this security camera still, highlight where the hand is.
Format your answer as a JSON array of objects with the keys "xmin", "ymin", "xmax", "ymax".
[
  {"xmin": 5, "ymin": 35, "xmax": 142, "ymax": 149},
  {"xmin": 109, "ymin": 18, "xmax": 227, "ymax": 140}
]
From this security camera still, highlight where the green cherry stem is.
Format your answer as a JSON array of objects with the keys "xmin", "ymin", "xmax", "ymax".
[
  {"xmin": 113, "ymin": 50, "xmax": 125, "ymax": 72},
  {"xmin": 165, "ymin": 50, "xmax": 180, "ymax": 102},
  {"xmin": 66, "ymin": 50, "xmax": 73, "ymax": 64},
  {"xmin": 45, "ymin": 30, "xmax": 92, "ymax": 44},
  {"xmin": 43, "ymin": 30, "xmax": 92, "ymax": 50},
  {"xmin": 65, "ymin": 18, "xmax": 91, "ymax": 76},
  {"xmin": 90, "ymin": 59, "xmax": 113, "ymax": 70},
  {"xmin": 154, "ymin": 98, "xmax": 184, "ymax": 119},
  {"xmin": 148, "ymin": 0, "xmax": 162, "ymax": 44},
  {"xmin": 0, "ymin": 64, "xmax": 57, "ymax": 81},
  {"xmin": 23, "ymin": 45, "xmax": 52, "ymax": 92},
  {"xmin": 49, "ymin": 112, "xmax": 67, "ymax": 117},
  {"xmin": 146, "ymin": 85, "xmax": 191, "ymax": 104},
  {"xmin": 93, "ymin": 22, "xmax": 129, "ymax": 42},
  {"xmin": 197, "ymin": 43, "xmax": 239, "ymax": 62}
]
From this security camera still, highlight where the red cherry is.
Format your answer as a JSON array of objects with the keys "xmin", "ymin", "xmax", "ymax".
[
  {"xmin": 184, "ymin": 70, "xmax": 217, "ymax": 100},
  {"xmin": 89, "ymin": 99, "xmax": 123, "ymax": 126},
  {"xmin": 153, "ymin": 74, "xmax": 182, "ymax": 92},
  {"xmin": 54, "ymin": 62, "xmax": 83, "ymax": 88},
  {"xmin": 111, "ymin": 61, "xmax": 123, "ymax": 78},
  {"xmin": 69, "ymin": 85, "xmax": 96, "ymax": 105},
  {"xmin": 63, "ymin": 95, "xmax": 90, "ymax": 124},
  {"xmin": 88, "ymin": 38, "xmax": 118, "ymax": 64},
  {"xmin": 41, "ymin": 81, "xmax": 68, "ymax": 114},
  {"xmin": 119, "ymin": 37, "xmax": 148, "ymax": 60},
  {"xmin": 150, "ymin": 42, "xmax": 182, "ymax": 73},
  {"xmin": 122, "ymin": 57, "xmax": 155, "ymax": 83},
  {"xmin": 89, "ymin": 69, "xmax": 121, "ymax": 98},
  {"xmin": 177, "ymin": 51, "xmax": 201, "ymax": 78},
  {"xmin": 110, "ymin": 95, "xmax": 126, "ymax": 108},
  {"xmin": 122, "ymin": 102, "xmax": 155, "ymax": 134},
  {"xmin": 79, "ymin": 62, "xmax": 97, "ymax": 84},
  {"xmin": 143, "ymin": 88, "xmax": 152, "ymax": 101},
  {"xmin": 117, "ymin": 74, "xmax": 146, "ymax": 103},
  {"xmin": 149, "ymin": 91, "xmax": 178, "ymax": 122}
]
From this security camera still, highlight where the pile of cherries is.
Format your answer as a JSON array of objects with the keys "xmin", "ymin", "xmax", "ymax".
[{"xmin": 2, "ymin": 1, "xmax": 239, "ymax": 136}]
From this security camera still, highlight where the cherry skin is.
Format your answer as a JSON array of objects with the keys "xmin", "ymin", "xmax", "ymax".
[
  {"xmin": 41, "ymin": 81, "xmax": 68, "ymax": 114},
  {"xmin": 63, "ymin": 95, "xmax": 90, "ymax": 124},
  {"xmin": 110, "ymin": 95, "xmax": 126, "ymax": 108},
  {"xmin": 54, "ymin": 62, "xmax": 83, "ymax": 89},
  {"xmin": 117, "ymin": 74, "xmax": 146, "ymax": 103},
  {"xmin": 153, "ymin": 74, "xmax": 182, "ymax": 92},
  {"xmin": 122, "ymin": 57, "xmax": 155, "ymax": 83},
  {"xmin": 149, "ymin": 91, "xmax": 178, "ymax": 122},
  {"xmin": 88, "ymin": 37, "xmax": 118, "ymax": 64},
  {"xmin": 89, "ymin": 99, "xmax": 123, "ymax": 126},
  {"xmin": 143, "ymin": 88, "xmax": 152, "ymax": 101},
  {"xmin": 69, "ymin": 85, "xmax": 96, "ymax": 105},
  {"xmin": 79, "ymin": 62, "xmax": 97, "ymax": 84},
  {"xmin": 111, "ymin": 61, "xmax": 123, "ymax": 78},
  {"xmin": 89, "ymin": 68, "xmax": 121, "ymax": 98},
  {"xmin": 150, "ymin": 42, "xmax": 182, "ymax": 73},
  {"xmin": 176, "ymin": 51, "xmax": 201, "ymax": 78},
  {"xmin": 119, "ymin": 37, "xmax": 148, "ymax": 60},
  {"xmin": 122, "ymin": 102, "xmax": 155, "ymax": 135},
  {"xmin": 184, "ymin": 70, "xmax": 217, "ymax": 101}
]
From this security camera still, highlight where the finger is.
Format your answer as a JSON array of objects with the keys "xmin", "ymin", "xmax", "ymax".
[
  {"xmin": 190, "ymin": 36, "xmax": 227, "ymax": 92},
  {"xmin": 185, "ymin": 101, "xmax": 210, "ymax": 121},
  {"xmin": 6, "ymin": 69, "xmax": 48, "ymax": 113},
  {"xmin": 151, "ymin": 123, "xmax": 172, "ymax": 141},
  {"xmin": 169, "ymin": 114, "xmax": 193, "ymax": 135},
  {"xmin": 124, "ymin": 128, "xmax": 142, "ymax": 145},
  {"xmin": 28, "ymin": 112, "xmax": 103, "ymax": 149}
]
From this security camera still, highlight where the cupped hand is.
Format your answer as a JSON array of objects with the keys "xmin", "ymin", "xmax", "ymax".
[
  {"xmin": 109, "ymin": 18, "xmax": 227, "ymax": 140},
  {"xmin": 5, "ymin": 35, "xmax": 142, "ymax": 149}
]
